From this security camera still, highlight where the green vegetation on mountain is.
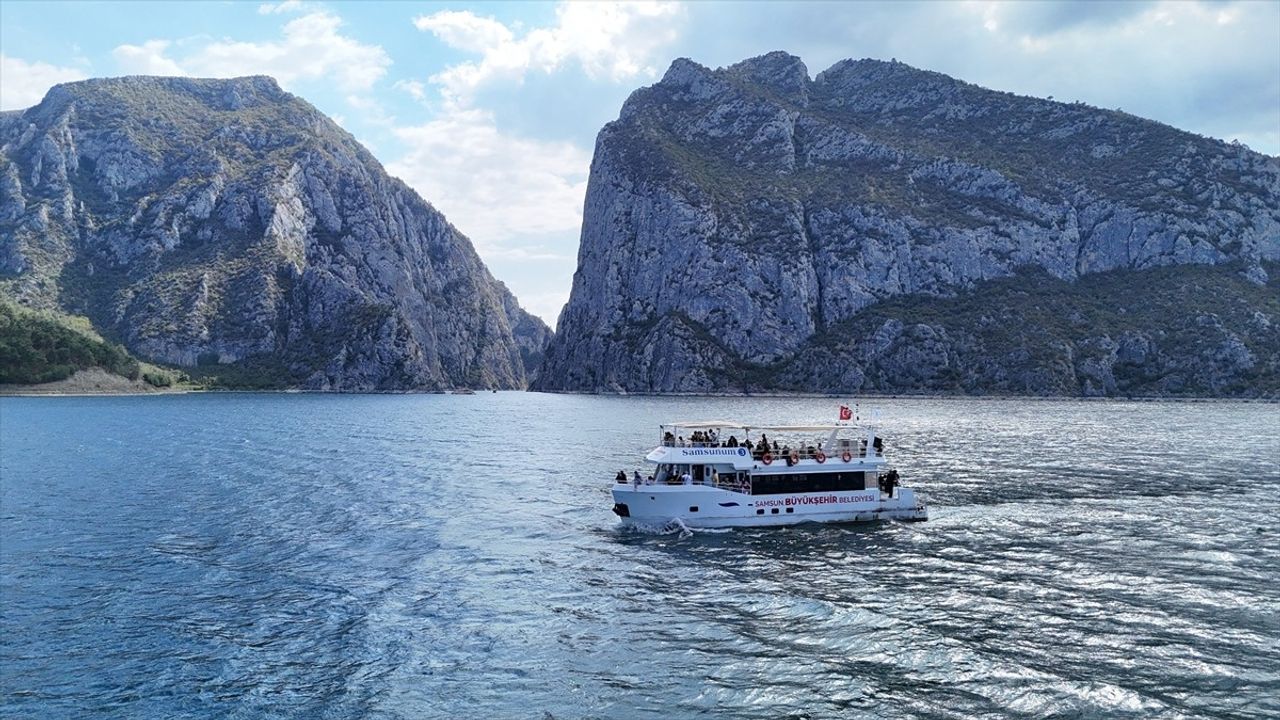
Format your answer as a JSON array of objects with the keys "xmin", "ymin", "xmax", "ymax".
[
  {"xmin": 0, "ymin": 301, "xmax": 187, "ymax": 386},
  {"xmin": 772, "ymin": 262, "xmax": 1280, "ymax": 397}
]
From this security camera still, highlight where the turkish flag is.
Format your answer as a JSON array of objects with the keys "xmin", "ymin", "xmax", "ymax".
[{"xmin": 839, "ymin": 405, "xmax": 852, "ymax": 421}]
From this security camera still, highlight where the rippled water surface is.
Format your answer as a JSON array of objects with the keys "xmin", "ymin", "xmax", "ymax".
[{"xmin": 2, "ymin": 393, "xmax": 1278, "ymax": 719}]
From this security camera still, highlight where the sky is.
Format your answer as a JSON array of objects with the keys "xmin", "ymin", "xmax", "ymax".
[{"xmin": 2, "ymin": 0, "xmax": 1278, "ymax": 327}]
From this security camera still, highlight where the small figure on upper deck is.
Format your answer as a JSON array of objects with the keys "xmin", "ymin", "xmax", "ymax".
[
  {"xmin": 726, "ymin": 435, "xmax": 738, "ymax": 447},
  {"xmin": 633, "ymin": 470, "xmax": 643, "ymax": 488},
  {"xmin": 663, "ymin": 431, "xmax": 675, "ymax": 446},
  {"xmin": 615, "ymin": 470, "xmax": 626, "ymax": 484}
]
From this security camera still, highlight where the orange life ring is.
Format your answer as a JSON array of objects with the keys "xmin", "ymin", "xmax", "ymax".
[
  {"xmin": 789, "ymin": 449, "xmax": 800, "ymax": 464},
  {"xmin": 815, "ymin": 452, "xmax": 826, "ymax": 463},
  {"xmin": 762, "ymin": 453, "xmax": 773, "ymax": 465},
  {"xmin": 841, "ymin": 450, "xmax": 853, "ymax": 463}
]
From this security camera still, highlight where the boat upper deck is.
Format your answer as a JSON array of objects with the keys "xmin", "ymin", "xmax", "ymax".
[{"xmin": 646, "ymin": 420, "xmax": 885, "ymax": 471}]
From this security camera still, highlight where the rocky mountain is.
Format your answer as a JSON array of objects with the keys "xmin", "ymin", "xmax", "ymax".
[
  {"xmin": 535, "ymin": 52, "xmax": 1280, "ymax": 397},
  {"xmin": 0, "ymin": 76, "xmax": 550, "ymax": 390}
]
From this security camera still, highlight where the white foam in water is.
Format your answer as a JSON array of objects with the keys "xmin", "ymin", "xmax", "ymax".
[{"xmin": 665, "ymin": 517, "xmax": 693, "ymax": 538}]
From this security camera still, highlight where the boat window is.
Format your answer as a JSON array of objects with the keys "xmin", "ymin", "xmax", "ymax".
[{"xmin": 750, "ymin": 471, "xmax": 871, "ymax": 495}]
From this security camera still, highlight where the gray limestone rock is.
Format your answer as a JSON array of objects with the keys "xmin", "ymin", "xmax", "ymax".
[
  {"xmin": 0, "ymin": 76, "xmax": 550, "ymax": 390},
  {"xmin": 536, "ymin": 53, "xmax": 1280, "ymax": 397}
]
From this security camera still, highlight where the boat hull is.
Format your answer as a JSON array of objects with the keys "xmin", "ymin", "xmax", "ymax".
[{"xmin": 612, "ymin": 484, "xmax": 927, "ymax": 529}]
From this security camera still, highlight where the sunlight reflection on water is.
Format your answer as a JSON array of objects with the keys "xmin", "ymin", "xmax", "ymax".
[{"xmin": 1, "ymin": 394, "xmax": 1277, "ymax": 718}]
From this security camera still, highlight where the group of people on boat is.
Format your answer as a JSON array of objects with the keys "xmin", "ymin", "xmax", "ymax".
[
  {"xmin": 663, "ymin": 430, "xmax": 738, "ymax": 447},
  {"xmin": 660, "ymin": 428, "xmax": 882, "ymax": 466},
  {"xmin": 616, "ymin": 469, "xmax": 651, "ymax": 487}
]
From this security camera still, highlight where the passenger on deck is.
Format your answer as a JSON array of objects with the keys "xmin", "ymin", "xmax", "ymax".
[
  {"xmin": 743, "ymin": 438, "xmax": 753, "ymax": 452},
  {"xmin": 615, "ymin": 470, "xmax": 626, "ymax": 483},
  {"xmin": 727, "ymin": 435, "xmax": 738, "ymax": 447},
  {"xmin": 759, "ymin": 433, "xmax": 770, "ymax": 450},
  {"xmin": 708, "ymin": 429, "xmax": 719, "ymax": 445},
  {"xmin": 681, "ymin": 469, "xmax": 692, "ymax": 485},
  {"xmin": 782, "ymin": 445, "xmax": 793, "ymax": 466},
  {"xmin": 678, "ymin": 435, "xmax": 687, "ymax": 447},
  {"xmin": 663, "ymin": 431, "xmax": 675, "ymax": 446},
  {"xmin": 633, "ymin": 470, "xmax": 643, "ymax": 488}
]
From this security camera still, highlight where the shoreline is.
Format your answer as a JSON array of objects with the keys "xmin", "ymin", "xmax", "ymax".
[{"xmin": 2, "ymin": 386, "xmax": 1275, "ymax": 403}]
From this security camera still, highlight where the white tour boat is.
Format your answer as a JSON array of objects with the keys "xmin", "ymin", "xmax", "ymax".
[{"xmin": 612, "ymin": 419, "xmax": 928, "ymax": 528}]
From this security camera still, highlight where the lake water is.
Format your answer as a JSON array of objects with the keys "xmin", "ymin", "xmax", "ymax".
[{"xmin": 1, "ymin": 393, "xmax": 1278, "ymax": 719}]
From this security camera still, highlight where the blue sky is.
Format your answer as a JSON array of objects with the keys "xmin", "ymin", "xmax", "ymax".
[{"xmin": 3, "ymin": 0, "xmax": 1278, "ymax": 326}]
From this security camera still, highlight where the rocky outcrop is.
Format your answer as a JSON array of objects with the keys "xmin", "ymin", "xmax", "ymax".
[
  {"xmin": 536, "ymin": 52, "xmax": 1280, "ymax": 396},
  {"xmin": 0, "ymin": 76, "xmax": 550, "ymax": 390},
  {"xmin": 773, "ymin": 264, "xmax": 1280, "ymax": 397}
]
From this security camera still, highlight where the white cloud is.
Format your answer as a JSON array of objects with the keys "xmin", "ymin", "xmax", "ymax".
[
  {"xmin": 257, "ymin": 0, "xmax": 303, "ymax": 14},
  {"xmin": 413, "ymin": 1, "xmax": 683, "ymax": 108},
  {"xmin": 394, "ymin": 1, "xmax": 687, "ymax": 324},
  {"xmin": 111, "ymin": 40, "xmax": 186, "ymax": 75},
  {"xmin": 518, "ymin": 289, "xmax": 572, "ymax": 329},
  {"xmin": 414, "ymin": 10, "xmax": 515, "ymax": 54},
  {"xmin": 388, "ymin": 107, "xmax": 591, "ymax": 245},
  {"xmin": 0, "ymin": 54, "xmax": 88, "ymax": 110},
  {"xmin": 949, "ymin": 1, "xmax": 1280, "ymax": 151},
  {"xmin": 113, "ymin": 10, "xmax": 389, "ymax": 92},
  {"xmin": 393, "ymin": 79, "xmax": 427, "ymax": 102},
  {"xmin": 387, "ymin": 107, "xmax": 587, "ymax": 326},
  {"xmin": 343, "ymin": 92, "xmax": 396, "ymax": 127}
]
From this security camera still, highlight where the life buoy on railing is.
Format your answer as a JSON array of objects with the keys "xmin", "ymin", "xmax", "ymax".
[
  {"xmin": 841, "ymin": 450, "xmax": 853, "ymax": 463},
  {"xmin": 762, "ymin": 453, "xmax": 774, "ymax": 465},
  {"xmin": 815, "ymin": 452, "xmax": 827, "ymax": 463},
  {"xmin": 789, "ymin": 449, "xmax": 800, "ymax": 465}
]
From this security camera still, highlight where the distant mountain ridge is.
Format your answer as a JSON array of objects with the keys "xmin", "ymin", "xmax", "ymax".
[
  {"xmin": 0, "ymin": 75, "xmax": 551, "ymax": 390},
  {"xmin": 535, "ymin": 52, "xmax": 1280, "ymax": 397}
]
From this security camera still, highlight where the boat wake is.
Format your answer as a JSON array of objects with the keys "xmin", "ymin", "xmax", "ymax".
[{"xmin": 619, "ymin": 517, "xmax": 733, "ymax": 538}]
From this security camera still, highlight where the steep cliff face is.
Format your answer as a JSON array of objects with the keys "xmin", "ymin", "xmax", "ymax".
[
  {"xmin": 0, "ymin": 76, "xmax": 550, "ymax": 390},
  {"xmin": 536, "ymin": 52, "xmax": 1280, "ymax": 396}
]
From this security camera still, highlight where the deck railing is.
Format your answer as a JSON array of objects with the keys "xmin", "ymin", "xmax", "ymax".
[{"xmin": 658, "ymin": 441, "xmax": 881, "ymax": 461}]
